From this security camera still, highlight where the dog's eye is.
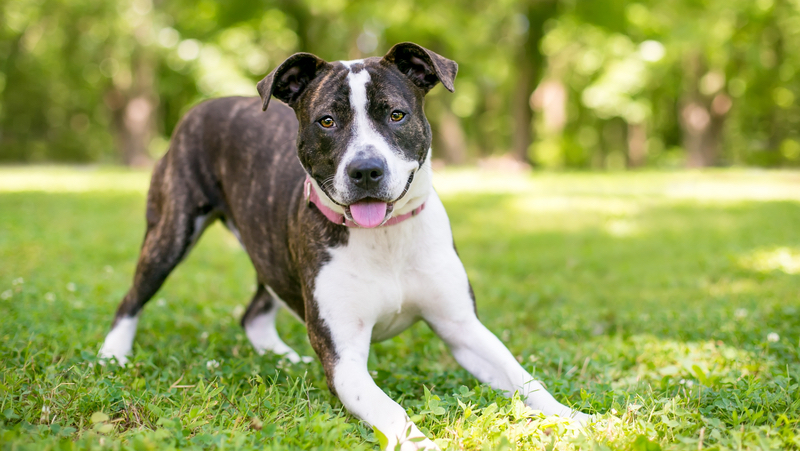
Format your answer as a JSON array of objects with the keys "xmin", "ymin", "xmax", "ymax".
[
  {"xmin": 390, "ymin": 111, "xmax": 405, "ymax": 122},
  {"xmin": 319, "ymin": 117, "xmax": 336, "ymax": 128}
]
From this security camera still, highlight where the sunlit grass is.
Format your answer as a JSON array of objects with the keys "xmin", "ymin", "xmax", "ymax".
[
  {"xmin": 435, "ymin": 168, "xmax": 800, "ymax": 201},
  {"xmin": 739, "ymin": 247, "xmax": 800, "ymax": 275},
  {"xmin": 0, "ymin": 166, "xmax": 150, "ymax": 193},
  {"xmin": 1, "ymin": 166, "xmax": 799, "ymax": 450}
]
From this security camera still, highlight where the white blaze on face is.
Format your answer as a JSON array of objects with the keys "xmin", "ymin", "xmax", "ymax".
[
  {"xmin": 339, "ymin": 59, "xmax": 364, "ymax": 69},
  {"xmin": 332, "ymin": 61, "xmax": 419, "ymax": 205}
]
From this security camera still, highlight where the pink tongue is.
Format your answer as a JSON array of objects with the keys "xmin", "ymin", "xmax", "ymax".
[{"xmin": 349, "ymin": 201, "xmax": 388, "ymax": 228}]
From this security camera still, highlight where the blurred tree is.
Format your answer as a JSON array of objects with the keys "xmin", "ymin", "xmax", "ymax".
[
  {"xmin": 512, "ymin": 0, "xmax": 558, "ymax": 165},
  {"xmin": 537, "ymin": 0, "xmax": 800, "ymax": 168},
  {"xmin": 105, "ymin": 1, "xmax": 159, "ymax": 166},
  {"xmin": 1, "ymin": 0, "xmax": 119, "ymax": 162},
  {"xmin": 1, "ymin": 0, "xmax": 799, "ymax": 168}
]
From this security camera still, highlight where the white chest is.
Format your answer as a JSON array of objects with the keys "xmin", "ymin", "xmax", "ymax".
[{"xmin": 313, "ymin": 192, "xmax": 459, "ymax": 343}]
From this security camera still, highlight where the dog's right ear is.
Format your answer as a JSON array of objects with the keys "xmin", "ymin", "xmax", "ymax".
[{"xmin": 257, "ymin": 53, "xmax": 330, "ymax": 111}]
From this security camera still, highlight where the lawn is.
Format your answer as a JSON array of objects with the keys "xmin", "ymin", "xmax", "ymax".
[{"xmin": 1, "ymin": 166, "xmax": 799, "ymax": 450}]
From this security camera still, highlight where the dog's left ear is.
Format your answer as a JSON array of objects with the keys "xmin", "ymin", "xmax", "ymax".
[
  {"xmin": 257, "ymin": 53, "xmax": 330, "ymax": 111},
  {"xmin": 382, "ymin": 42, "xmax": 457, "ymax": 93}
]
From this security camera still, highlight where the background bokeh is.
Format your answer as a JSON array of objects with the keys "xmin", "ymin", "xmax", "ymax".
[{"xmin": 2, "ymin": 0, "xmax": 800, "ymax": 168}]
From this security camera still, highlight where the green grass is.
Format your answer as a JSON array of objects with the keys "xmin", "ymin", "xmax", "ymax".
[{"xmin": 1, "ymin": 166, "xmax": 799, "ymax": 450}]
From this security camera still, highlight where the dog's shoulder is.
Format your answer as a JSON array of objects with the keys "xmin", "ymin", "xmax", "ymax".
[{"xmin": 179, "ymin": 96, "xmax": 296, "ymax": 131}]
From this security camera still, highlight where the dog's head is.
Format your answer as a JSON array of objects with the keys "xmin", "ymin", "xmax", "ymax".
[{"xmin": 258, "ymin": 43, "xmax": 457, "ymax": 227}]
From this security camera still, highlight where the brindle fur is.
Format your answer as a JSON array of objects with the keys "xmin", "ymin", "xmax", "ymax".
[{"xmin": 111, "ymin": 96, "xmax": 347, "ymax": 383}]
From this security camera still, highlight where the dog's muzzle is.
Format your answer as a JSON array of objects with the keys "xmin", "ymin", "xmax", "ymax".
[{"xmin": 305, "ymin": 175, "xmax": 425, "ymax": 228}]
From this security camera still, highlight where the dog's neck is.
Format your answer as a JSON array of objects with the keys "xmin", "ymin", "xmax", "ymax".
[{"xmin": 308, "ymin": 151, "xmax": 433, "ymax": 218}]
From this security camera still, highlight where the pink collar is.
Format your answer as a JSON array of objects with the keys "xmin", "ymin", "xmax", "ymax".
[{"xmin": 304, "ymin": 176, "xmax": 425, "ymax": 228}]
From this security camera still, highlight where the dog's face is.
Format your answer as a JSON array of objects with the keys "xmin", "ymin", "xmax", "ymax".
[{"xmin": 258, "ymin": 43, "xmax": 457, "ymax": 227}]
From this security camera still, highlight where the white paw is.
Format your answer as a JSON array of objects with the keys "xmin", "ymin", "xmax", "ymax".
[
  {"xmin": 386, "ymin": 423, "xmax": 440, "ymax": 451},
  {"xmin": 299, "ymin": 355, "xmax": 314, "ymax": 364},
  {"xmin": 276, "ymin": 351, "xmax": 314, "ymax": 364},
  {"xmin": 395, "ymin": 437, "xmax": 440, "ymax": 451},
  {"xmin": 97, "ymin": 345, "xmax": 129, "ymax": 366},
  {"xmin": 98, "ymin": 317, "xmax": 138, "ymax": 366},
  {"xmin": 569, "ymin": 411, "xmax": 595, "ymax": 426}
]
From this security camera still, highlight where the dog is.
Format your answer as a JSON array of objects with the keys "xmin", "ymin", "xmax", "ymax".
[{"xmin": 99, "ymin": 42, "xmax": 589, "ymax": 450}]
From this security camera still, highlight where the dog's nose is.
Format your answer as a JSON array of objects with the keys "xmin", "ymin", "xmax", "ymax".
[{"xmin": 347, "ymin": 157, "xmax": 385, "ymax": 189}]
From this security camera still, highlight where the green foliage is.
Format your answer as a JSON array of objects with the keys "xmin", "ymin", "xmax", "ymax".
[
  {"xmin": 1, "ymin": 167, "xmax": 800, "ymax": 450},
  {"xmin": 3, "ymin": 1, "xmax": 800, "ymax": 167},
  {"xmin": 540, "ymin": 0, "xmax": 800, "ymax": 168}
]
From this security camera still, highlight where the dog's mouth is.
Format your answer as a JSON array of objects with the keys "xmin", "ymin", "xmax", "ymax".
[
  {"xmin": 345, "ymin": 201, "xmax": 393, "ymax": 228},
  {"xmin": 343, "ymin": 172, "xmax": 416, "ymax": 228}
]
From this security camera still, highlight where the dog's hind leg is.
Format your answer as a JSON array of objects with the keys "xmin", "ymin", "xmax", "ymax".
[
  {"xmin": 99, "ymin": 161, "xmax": 215, "ymax": 365},
  {"xmin": 241, "ymin": 284, "xmax": 311, "ymax": 363}
]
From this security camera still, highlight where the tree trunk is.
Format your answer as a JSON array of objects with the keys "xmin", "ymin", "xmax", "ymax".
[
  {"xmin": 437, "ymin": 107, "xmax": 467, "ymax": 165},
  {"xmin": 511, "ymin": 0, "xmax": 558, "ymax": 165},
  {"xmin": 768, "ymin": 18, "xmax": 785, "ymax": 153},
  {"xmin": 627, "ymin": 122, "xmax": 647, "ymax": 167},
  {"xmin": 104, "ymin": 14, "xmax": 158, "ymax": 167},
  {"xmin": 281, "ymin": 0, "xmax": 312, "ymax": 52},
  {"xmin": 0, "ymin": 35, "xmax": 24, "ymax": 161},
  {"xmin": 679, "ymin": 54, "xmax": 729, "ymax": 167},
  {"xmin": 108, "ymin": 47, "xmax": 156, "ymax": 167},
  {"xmin": 511, "ymin": 51, "xmax": 533, "ymax": 164}
]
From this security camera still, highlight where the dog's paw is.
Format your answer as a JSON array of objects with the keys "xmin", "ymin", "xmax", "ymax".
[
  {"xmin": 98, "ymin": 317, "xmax": 137, "ymax": 366},
  {"xmin": 570, "ymin": 411, "xmax": 593, "ymax": 425},
  {"xmin": 97, "ymin": 346, "xmax": 129, "ymax": 366},
  {"xmin": 379, "ymin": 422, "xmax": 439, "ymax": 451},
  {"xmin": 299, "ymin": 355, "xmax": 314, "ymax": 364},
  {"xmin": 396, "ymin": 437, "xmax": 440, "ymax": 451},
  {"xmin": 279, "ymin": 352, "xmax": 313, "ymax": 364}
]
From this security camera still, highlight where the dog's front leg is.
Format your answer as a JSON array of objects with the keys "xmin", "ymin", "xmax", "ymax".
[
  {"xmin": 430, "ymin": 314, "xmax": 588, "ymax": 422},
  {"xmin": 307, "ymin": 321, "xmax": 438, "ymax": 450}
]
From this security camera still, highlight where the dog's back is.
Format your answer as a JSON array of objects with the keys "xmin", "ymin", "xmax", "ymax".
[
  {"xmin": 150, "ymin": 96, "xmax": 302, "ymax": 224},
  {"xmin": 112, "ymin": 96, "xmax": 310, "ymax": 335}
]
